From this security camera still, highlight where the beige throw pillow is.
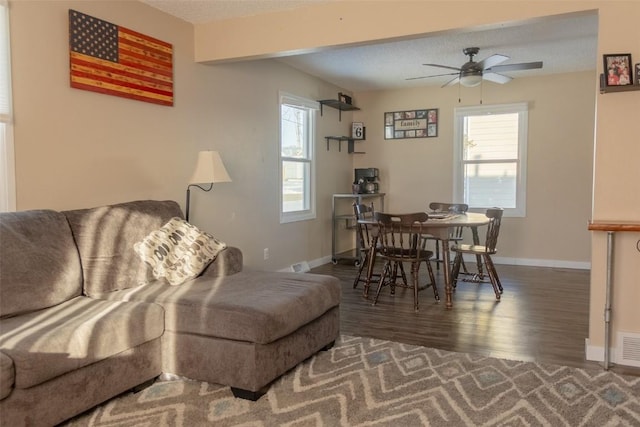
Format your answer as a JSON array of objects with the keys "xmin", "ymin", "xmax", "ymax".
[{"xmin": 134, "ymin": 217, "xmax": 227, "ymax": 286}]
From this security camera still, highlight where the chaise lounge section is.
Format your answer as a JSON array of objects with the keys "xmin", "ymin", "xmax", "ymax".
[{"xmin": 0, "ymin": 200, "xmax": 341, "ymax": 425}]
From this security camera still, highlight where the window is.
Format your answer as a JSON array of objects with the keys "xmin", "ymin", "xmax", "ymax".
[
  {"xmin": 0, "ymin": 0, "xmax": 14, "ymax": 212},
  {"xmin": 279, "ymin": 92, "xmax": 318, "ymax": 223},
  {"xmin": 453, "ymin": 103, "xmax": 528, "ymax": 217}
]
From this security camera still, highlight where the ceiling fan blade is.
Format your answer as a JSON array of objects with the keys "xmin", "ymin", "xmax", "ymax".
[
  {"xmin": 442, "ymin": 76, "xmax": 460, "ymax": 87},
  {"xmin": 406, "ymin": 72, "xmax": 458, "ymax": 81},
  {"xmin": 477, "ymin": 54, "xmax": 509, "ymax": 70},
  {"xmin": 482, "ymin": 72, "xmax": 512, "ymax": 84},
  {"xmin": 487, "ymin": 61, "xmax": 543, "ymax": 73},
  {"xmin": 423, "ymin": 63, "xmax": 461, "ymax": 72}
]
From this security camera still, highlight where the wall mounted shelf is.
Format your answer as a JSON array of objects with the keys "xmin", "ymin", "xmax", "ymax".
[
  {"xmin": 599, "ymin": 73, "xmax": 640, "ymax": 94},
  {"xmin": 318, "ymin": 99, "xmax": 360, "ymax": 121},
  {"xmin": 324, "ymin": 136, "xmax": 365, "ymax": 154}
]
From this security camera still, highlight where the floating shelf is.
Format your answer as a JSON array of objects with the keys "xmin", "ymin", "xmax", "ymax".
[
  {"xmin": 599, "ymin": 73, "xmax": 640, "ymax": 94},
  {"xmin": 318, "ymin": 99, "xmax": 360, "ymax": 121},
  {"xmin": 324, "ymin": 136, "xmax": 365, "ymax": 154}
]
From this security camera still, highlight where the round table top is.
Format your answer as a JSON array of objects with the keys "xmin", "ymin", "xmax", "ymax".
[{"xmin": 358, "ymin": 212, "xmax": 490, "ymax": 228}]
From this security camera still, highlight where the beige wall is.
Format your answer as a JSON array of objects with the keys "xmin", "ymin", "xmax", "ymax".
[
  {"xmin": 9, "ymin": 0, "xmax": 354, "ymax": 269},
  {"xmin": 353, "ymin": 72, "xmax": 595, "ymax": 266},
  {"xmin": 589, "ymin": 4, "xmax": 640, "ymax": 347},
  {"xmin": 192, "ymin": 0, "xmax": 640, "ymax": 359},
  {"xmin": 10, "ymin": 0, "xmax": 640, "ymax": 360}
]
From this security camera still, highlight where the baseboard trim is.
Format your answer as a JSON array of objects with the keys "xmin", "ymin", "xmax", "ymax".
[
  {"xmin": 584, "ymin": 337, "xmax": 640, "ymax": 368},
  {"xmin": 286, "ymin": 254, "xmax": 591, "ymax": 272},
  {"xmin": 475, "ymin": 255, "xmax": 590, "ymax": 270},
  {"xmin": 279, "ymin": 256, "xmax": 332, "ymax": 272},
  {"xmin": 585, "ymin": 338, "xmax": 606, "ymax": 363}
]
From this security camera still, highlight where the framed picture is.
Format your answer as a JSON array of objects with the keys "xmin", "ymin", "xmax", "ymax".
[
  {"xmin": 384, "ymin": 108, "xmax": 438, "ymax": 139},
  {"xmin": 338, "ymin": 92, "xmax": 352, "ymax": 105},
  {"xmin": 636, "ymin": 64, "xmax": 640, "ymax": 85},
  {"xmin": 603, "ymin": 54, "xmax": 633, "ymax": 86}
]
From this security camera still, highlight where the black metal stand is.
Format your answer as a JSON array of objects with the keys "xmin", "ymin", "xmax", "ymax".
[{"xmin": 185, "ymin": 183, "xmax": 213, "ymax": 221}]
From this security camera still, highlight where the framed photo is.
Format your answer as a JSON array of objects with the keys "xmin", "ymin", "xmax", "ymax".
[
  {"xmin": 384, "ymin": 108, "xmax": 438, "ymax": 139},
  {"xmin": 603, "ymin": 54, "xmax": 633, "ymax": 86},
  {"xmin": 338, "ymin": 92, "xmax": 352, "ymax": 105},
  {"xmin": 636, "ymin": 64, "xmax": 640, "ymax": 85}
]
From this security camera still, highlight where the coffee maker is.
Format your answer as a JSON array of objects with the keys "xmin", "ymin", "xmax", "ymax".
[{"xmin": 353, "ymin": 168, "xmax": 379, "ymax": 194}]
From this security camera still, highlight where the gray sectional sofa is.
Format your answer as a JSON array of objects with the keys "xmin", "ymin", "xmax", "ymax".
[{"xmin": 0, "ymin": 200, "xmax": 341, "ymax": 426}]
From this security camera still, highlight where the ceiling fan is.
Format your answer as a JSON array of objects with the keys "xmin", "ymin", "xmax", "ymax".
[{"xmin": 407, "ymin": 47, "xmax": 543, "ymax": 87}]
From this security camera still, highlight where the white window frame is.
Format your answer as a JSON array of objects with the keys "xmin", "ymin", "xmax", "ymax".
[
  {"xmin": 0, "ymin": 0, "xmax": 15, "ymax": 212},
  {"xmin": 453, "ymin": 102, "xmax": 528, "ymax": 217},
  {"xmin": 279, "ymin": 92, "xmax": 318, "ymax": 223}
]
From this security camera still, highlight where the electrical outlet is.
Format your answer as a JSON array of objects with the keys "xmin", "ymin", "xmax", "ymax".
[{"xmin": 263, "ymin": 248, "xmax": 269, "ymax": 260}]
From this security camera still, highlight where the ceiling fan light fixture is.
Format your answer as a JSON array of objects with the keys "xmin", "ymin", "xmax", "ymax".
[{"xmin": 460, "ymin": 72, "xmax": 482, "ymax": 87}]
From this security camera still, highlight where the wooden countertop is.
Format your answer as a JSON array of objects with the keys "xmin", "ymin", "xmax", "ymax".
[{"xmin": 588, "ymin": 220, "xmax": 640, "ymax": 232}]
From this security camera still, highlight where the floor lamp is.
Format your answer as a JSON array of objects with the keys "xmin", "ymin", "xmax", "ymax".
[{"xmin": 185, "ymin": 150, "xmax": 231, "ymax": 221}]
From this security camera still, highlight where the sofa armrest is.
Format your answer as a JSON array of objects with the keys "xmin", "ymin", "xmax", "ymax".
[
  {"xmin": 0, "ymin": 350, "xmax": 14, "ymax": 400},
  {"xmin": 200, "ymin": 246, "xmax": 243, "ymax": 277}
]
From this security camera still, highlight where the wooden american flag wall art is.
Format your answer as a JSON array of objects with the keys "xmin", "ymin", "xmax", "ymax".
[{"xmin": 69, "ymin": 10, "xmax": 174, "ymax": 106}]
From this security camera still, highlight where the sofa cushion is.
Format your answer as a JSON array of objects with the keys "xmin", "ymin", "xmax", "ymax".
[
  {"xmin": 0, "ymin": 351, "xmax": 13, "ymax": 399},
  {"xmin": 0, "ymin": 210, "xmax": 82, "ymax": 318},
  {"xmin": 96, "ymin": 271, "xmax": 341, "ymax": 345},
  {"xmin": 0, "ymin": 296, "xmax": 164, "ymax": 389},
  {"xmin": 63, "ymin": 200, "xmax": 184, "ymax": 296},
  {"xmin": 134, "ymin": 217, "xmax": 227, "ymax": 286}
]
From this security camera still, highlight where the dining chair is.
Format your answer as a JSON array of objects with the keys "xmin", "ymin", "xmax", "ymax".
[
  {"xmin": 450, "ymin": 207, "xmax": 504, "ymax": 300},
  {"xmin": 421, "ymin": 202, "xmax": 469, "ymax": 271},
  {"xmin": 352, "ymin": 203, "xmax": 407, "ymax": 297},
  {"xmin": 372, "ymin": 212, "xmax": 438, "ymax": 311},
  {"xmin": 352, "ymin": 202, "xmax": 377, "ymax": 292}
]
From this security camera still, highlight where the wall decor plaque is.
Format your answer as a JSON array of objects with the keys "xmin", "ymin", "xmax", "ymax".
[
  {"xmin": 69, "ymin": 9, "xmax": 174, "ymax": 106},
  {"xmin": 384, "ymin": 109, "xmax": 438, "ymax": 139}
]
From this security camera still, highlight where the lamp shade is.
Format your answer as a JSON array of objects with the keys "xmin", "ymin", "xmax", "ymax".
[{"xmin": 188, "ymin": 150, "xmax": 231, "ymax": 184}]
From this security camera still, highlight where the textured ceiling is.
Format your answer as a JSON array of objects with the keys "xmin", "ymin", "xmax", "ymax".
[{"xmin": 142, "ymin": 1, "xmax": 598, "ymax": 91}]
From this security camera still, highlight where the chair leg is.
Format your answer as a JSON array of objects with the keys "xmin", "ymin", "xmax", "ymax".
[
  {"xmin": 485, "ymin": 254, "xmax": 504, "ymax": 294},
  {"xmin": 372, "ymin": 261, "xmax": 390, "ymax": 306},
  {"xmin": 425, "ymin": 259, "xmax": 439, "ymax": 301},
  {"xmin": 397, "ymin": 262, "xmax": 408, "ymax": 286},
  {"xmin": 483, "ymin": 254, "xmax": 501, "ymax": 300},
  {"xmin": 460, "ymin": 254, "xmax": 468, "ymax": 274},
  {"xmin": 352, "ymin": 250, "xmax": 369, "ymax": 289},
  {"xmin": 435, "ymin": 240, "xmax": 441, "ymax": 270},
  {"xmin": 451, "ymin": 252, "xmax": 462, "ymax": 290},
  {"xmin": 411, "ymin": 261, "xmax": 420, "ymax": 311},
  {"xmin": 390, "ymin": 262, "xmax": 399, "ymax": 295},
  {"xmin": 475, "ymin": 254, "xmax": 484, "ymax": 278},
  {"xmin": 470, "ymin": 227, "xmax": 485, "ymax": 278}
]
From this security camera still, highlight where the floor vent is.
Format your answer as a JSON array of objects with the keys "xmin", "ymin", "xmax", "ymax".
[
  {"xmin": 291, "ymin": 261, "xmax": 310, "ymax": 273},
  {"xmin": 617, "ymin": 332, "xmax": 640, "ymax": 367}
]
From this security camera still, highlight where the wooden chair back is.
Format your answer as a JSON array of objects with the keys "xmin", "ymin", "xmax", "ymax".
[
  {"xmin": 374, "ymin": 212, "xmax": 429, "ymax": 261},
  {"xmin": 353, "ymin": 202, "xmax": 375, "ymax": 250},
  {"xmin": 484, "ymin": 208, "xmax": 504, "ymax": 253}
]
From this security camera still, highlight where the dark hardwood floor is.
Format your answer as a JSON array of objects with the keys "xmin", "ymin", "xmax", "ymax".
[{"xmin": 311, "ymin": 260, "xmax": 640, "ymax": 377}]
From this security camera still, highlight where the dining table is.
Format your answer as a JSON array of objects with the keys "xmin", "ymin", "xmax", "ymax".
[{"xmin": 358, "ymin": 212, "xmax": 490, "ymax": 309}]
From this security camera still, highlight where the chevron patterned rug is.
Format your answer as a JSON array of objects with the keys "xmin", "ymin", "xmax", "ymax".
[{"xmin": 64, "ymin": 335, "xmax": 640, "ymax": 426}]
